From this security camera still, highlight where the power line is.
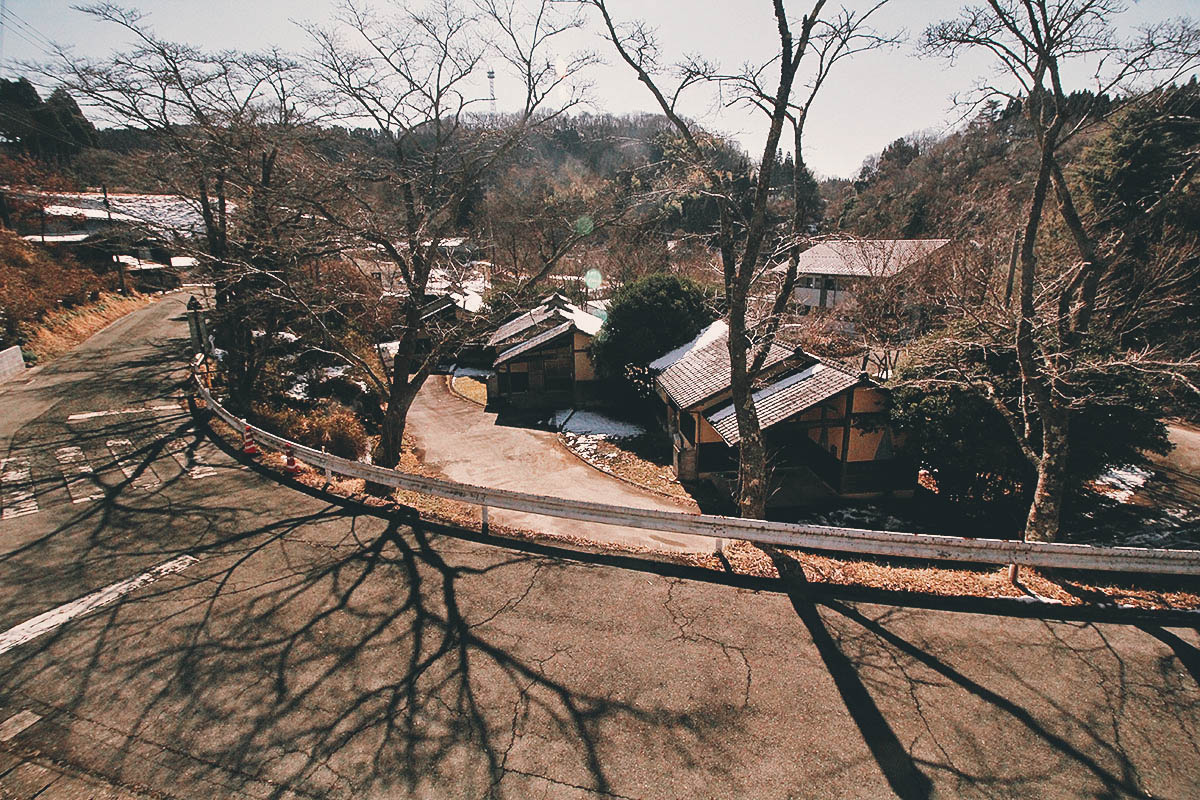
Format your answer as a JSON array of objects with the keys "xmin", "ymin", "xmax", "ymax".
[{"xmin": 0, "ymin": 5, "xmax": 55, "ymax": 58}]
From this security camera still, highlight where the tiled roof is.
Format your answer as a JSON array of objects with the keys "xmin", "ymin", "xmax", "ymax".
[
  {"xmin": 705, "ymin": 362, "xmax": 862, "ymax": 445},
  {"xmin": 493, "ymin": 322, "xmax": 574, "ymax": 366},
  {"xmin": 655, "ymin": 326, "xmax": 795, "ymax": 411},
  {"xmin": 487, "ymin": 294, "xmax": 602, "ymax": 346},
  {"xmin": 488, "ymin": 306, "xmax": 556, "ymax": 346},
  {"xmin": 785, "ymin": 239, "xmax": 951, "ymax": 278}
]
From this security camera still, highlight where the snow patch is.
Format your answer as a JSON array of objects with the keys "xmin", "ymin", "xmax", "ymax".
[
  {"xmin": 1094, "ymin": 465, "xmax": 1152, "ymax": 503},
  {"xmin": 452, "ymin": 365, "xmax": 494, "ymax": 379},
  {"xmin": 551, "ymin": 409, "xmax": 645, "ymax": 438}
]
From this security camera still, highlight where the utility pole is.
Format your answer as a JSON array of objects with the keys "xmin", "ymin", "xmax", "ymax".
[{"xmin": 487, "ymin": 69, "xmax": 496, "ymax": 117}]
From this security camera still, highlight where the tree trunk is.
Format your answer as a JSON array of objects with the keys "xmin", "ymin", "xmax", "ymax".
[
  {"xmin": 376, "ymin": 381, "xmax": 419, "ymax": 470},
  {"xmin": 728, "ymin": 309, "xmax": 769, "ymax": 519},
  {"xmin": 1025, "ymin": 406, "xmax": 1069, "ymax": 543},
  {"xmin": 737, "ymin": 426, "xmax": 769, "ymax": 519}
]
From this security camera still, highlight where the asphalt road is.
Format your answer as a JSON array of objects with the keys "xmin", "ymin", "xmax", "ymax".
[{"xmin": 0, "ymin": 295, "xmax": 1198, "ymax": 799}]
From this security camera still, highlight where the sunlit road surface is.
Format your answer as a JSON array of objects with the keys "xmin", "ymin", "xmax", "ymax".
[{"xmin": 0, "ymin": 295, "xmax": 1198, "ymax": 799}]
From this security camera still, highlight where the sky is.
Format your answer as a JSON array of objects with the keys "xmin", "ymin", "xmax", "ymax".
[{"xmin": 1, "ymin": 0, "xmax": 1196, "ymax": 178}]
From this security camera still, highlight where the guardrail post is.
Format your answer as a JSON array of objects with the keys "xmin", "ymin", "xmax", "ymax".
[
  {"xmin": 481, "ymin": 504, "xmax": 489, "ymax": 533},
  {"xmin": 322, "ymin": 446, "xmax": 330, "ymax": 482}
]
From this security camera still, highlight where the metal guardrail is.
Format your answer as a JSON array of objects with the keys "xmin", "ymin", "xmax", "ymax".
[{"xmin": 192, "ymin": 360, "xmax": 1200, "ymax": 576}]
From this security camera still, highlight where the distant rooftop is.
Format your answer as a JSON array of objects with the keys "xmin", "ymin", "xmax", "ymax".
[{"xmin": 786, "ymin": 238, "xmax": 951, "ymax": 278}]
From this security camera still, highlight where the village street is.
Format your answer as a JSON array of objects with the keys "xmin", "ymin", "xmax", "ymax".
[
  {"xmin": 0, "ymin": 295, "xmax": 1198, "ymax": 798},
  {"xmin": 407, "ymin": 376, "xmax": 711, "ymax": 553}
]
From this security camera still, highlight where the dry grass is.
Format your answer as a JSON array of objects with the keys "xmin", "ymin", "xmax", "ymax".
[
  {"xmin": 21, "ymin": 292, "xmax": 154, "ymax": 365},
  {"xmin": 202, "ymin": 407, "xmax": 1200, "ymax": 613},
  {"xmin": 450, "ymin": 376, "xmax": 488, "ymax": 406}
]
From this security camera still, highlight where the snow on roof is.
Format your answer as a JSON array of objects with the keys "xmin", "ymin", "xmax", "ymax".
[
  {"xmin": 171, "ymin": 256, "xmax": 199, "ymax": 268},
  {"xmin": 487, "ymin": 294, "xmax": 601, "ymax": 346},
  {"xmin": 21, "ymin": 233, "xmax": 90, "ymax": 243},
  {"xmin": 11, "ymin": 191, "xmax": 210, "ymax": 233},
  {"xmin": 566, "ymin": 304, "xmax": 603, "ymax": 336},
  {"xmin": 494, "ymin": 322, "xmax": 574, "ymax": 366},
  {"xmin": 649, "ymin": 320, "xmax": 728, "ymax": 371},
  {"xmin": 43, "ymin": 204, "xmax": 138, "ymax": 222}
]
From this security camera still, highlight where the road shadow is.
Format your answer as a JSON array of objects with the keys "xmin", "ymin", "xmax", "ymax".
[{"xmin": 760, "ymin": 546, "xmax": 1192, "ymax": 799}]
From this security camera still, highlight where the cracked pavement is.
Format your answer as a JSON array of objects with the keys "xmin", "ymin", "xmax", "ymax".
[{"xmin": 0, "ymin": 296, "xmax": 1199, "ymax": 798}]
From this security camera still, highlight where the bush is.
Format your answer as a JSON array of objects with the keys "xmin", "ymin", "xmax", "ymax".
[
  {"xmin": 590, "ymin": 273, "xmax": 717, "ymax": 386},
  {"xmin": 252, "ymin": 401, "xmax": 371, "ymax": 461}
]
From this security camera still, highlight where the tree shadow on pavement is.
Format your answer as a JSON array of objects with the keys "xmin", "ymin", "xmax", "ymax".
[
  {"xmin": 0, "ymin": 494, "xmax": 741, "ymax": 799},
  {"xmin": 761, "ymin": 546, "xmax": 1197, "ymax": 799}
]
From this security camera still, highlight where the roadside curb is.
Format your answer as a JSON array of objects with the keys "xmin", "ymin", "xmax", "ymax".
[
  {"xmin": 445, "ymin": 373, "xmax": 486, "ymax": 407},
  {"xmin": 552, "ymin": 431, "xmax": 697, "ymax": 506}
]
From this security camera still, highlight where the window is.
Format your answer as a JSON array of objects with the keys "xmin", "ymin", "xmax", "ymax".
[{"xmin": 802, "ymin": 276, "xmax": 814, "ymax": 288}]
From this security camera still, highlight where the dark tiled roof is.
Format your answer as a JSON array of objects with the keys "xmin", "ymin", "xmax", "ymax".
[
  {"xmin": 785, "ymin": 238, "xmax": 951, "ymax": 278},
  {"xmin": 486, "ymin": 293, "xmax": 602, "ymax": 346},
  {"xmin": 655, "ymin": 329, "xmax": 794, "ymax": 411},
  {"xmin": 493, "ymin": 322, "xmax": 573, "ymax": 366},
  {"xmin": 488, "ymin": 306, "xmax": 556, "ymax": 347},
  {"xmin": 705, "ymin": 362, "xmax": 861, "ymax": 445}
]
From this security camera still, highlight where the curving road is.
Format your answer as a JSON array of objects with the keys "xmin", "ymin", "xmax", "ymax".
[
  {"xmin": 407, "ymin": 377, "xmax": 712, "ymax": 554},
  {"xmin": 0, "ymin": 295, "xmax": 1197, "ymax": 799}
]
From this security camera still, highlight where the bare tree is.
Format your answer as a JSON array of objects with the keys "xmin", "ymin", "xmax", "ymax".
[
  {"xmin": 921, "ymin": 0, "xmax": 1200, "ymax": 542},
  {"xmin": 583, "ymin": 0, "xmax": 895, "ymax": 517},
  {"xmin": 47, "ymin": 4, "xmax": 336, "ymax": 408},
  {"xmin": 300, "ymin": 0, "xmax": 596, "ymax": 469}
]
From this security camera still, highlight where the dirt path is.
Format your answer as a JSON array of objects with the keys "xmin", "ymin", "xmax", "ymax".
[{"xmin": 407, "ymin": 377, "xmax": 714, "ymax": 553}]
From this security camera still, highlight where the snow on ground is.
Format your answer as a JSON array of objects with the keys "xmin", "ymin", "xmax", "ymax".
[
  {"xmin": 1094, "ymin": 464, "xmax": 1153, "ymax": 503},
  {"xmin": 452, "ymin": 365, "xmax": 494, "ymax": 379},
  {"xmin": 15, "ymin": 191, "xmax": 207, "ymax": 233},
  {"xmin": 794, "ymin": 505, "xmax": 913, "ymax": 533},
  {"xmin": 286, "ymin": 379, "xmax": 310, "ymax": 401},
  {"xmin": 550, "ymin": 409, "xmax": 645, "ymax": 438},
  {"xmin": 649, "ymin": 320, "xmax": 728, "ymax": 370}
]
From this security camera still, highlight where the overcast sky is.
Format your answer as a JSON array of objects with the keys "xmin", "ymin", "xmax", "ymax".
[{"xmin": 2, "ymin": 0, "xmax": 1195, "ymax": 178}]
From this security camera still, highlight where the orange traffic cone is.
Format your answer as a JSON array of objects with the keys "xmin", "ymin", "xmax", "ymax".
[
  {"xmin": 242, "ymin": 424, "xmax": 259, "ymax": 455},
  {"xmin": 285, "ymin": 444, "xmax": 300, "ymax": 474}
]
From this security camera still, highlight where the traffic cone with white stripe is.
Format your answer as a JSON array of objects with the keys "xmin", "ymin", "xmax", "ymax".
[
  {"xmin": 285, "ymin": 444, "xmax": 300, "ymax": 474},
  {"xmin": 242, "ymin": 424, "xmax": 259, "ymax": 455}
]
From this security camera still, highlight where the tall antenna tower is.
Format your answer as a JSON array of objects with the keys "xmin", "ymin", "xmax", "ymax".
[{"xmin": 487, "ymin": 69, "xmax": 496, "ymax": 116}]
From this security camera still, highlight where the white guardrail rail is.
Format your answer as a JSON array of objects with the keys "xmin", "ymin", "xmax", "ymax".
[{"xmin": 193, "ymin": 362, "xmax": 1200, "ymax": 576}]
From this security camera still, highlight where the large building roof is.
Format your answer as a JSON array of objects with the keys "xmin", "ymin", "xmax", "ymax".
[
  {"xmin": 487, "ymin": 293, "xmax": 603, "ymax": 348},
  {"xmin": 493, "ymin": 322, "xmax": 574, "ymax": 366},
  {"xmin": 655, "ymin": 324, "xmax": 795, "ymax": 411},
  {"xmin": 704, "ymin": 361, "xmax": 861, "ymax": 446},
  {"xmin": 788, "ymin": 238, "xmax": 951, "ymax": 278}
]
